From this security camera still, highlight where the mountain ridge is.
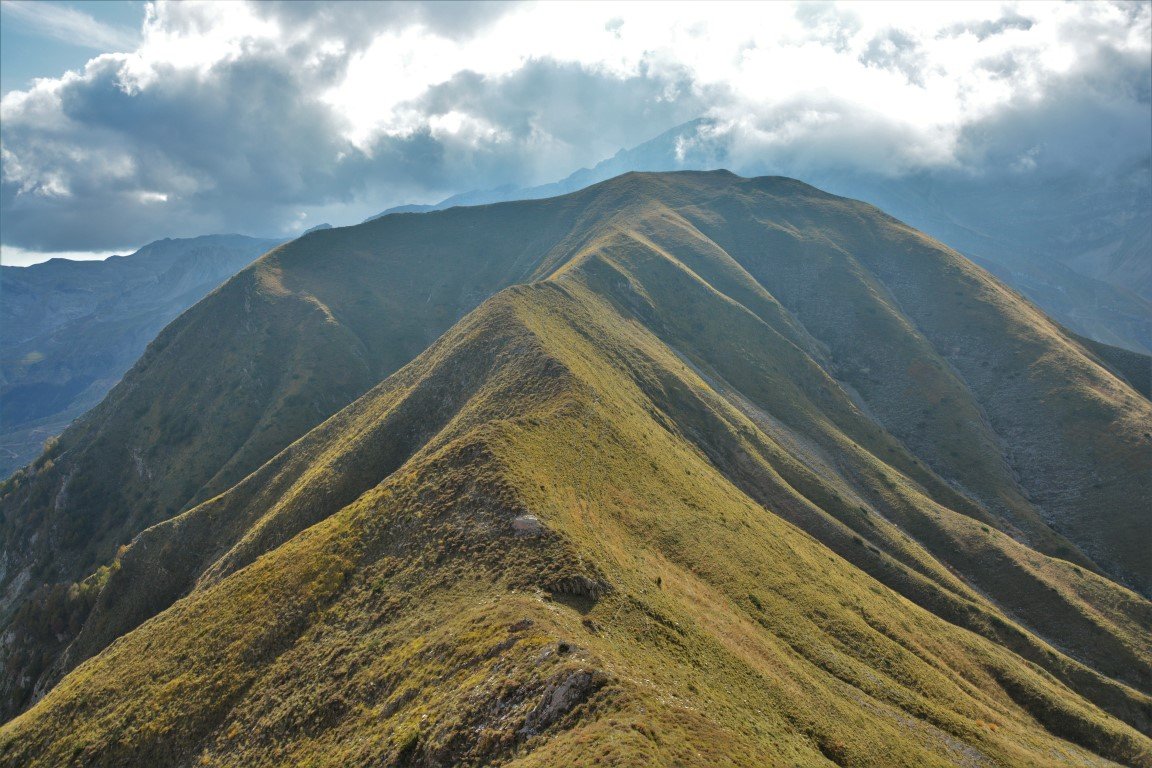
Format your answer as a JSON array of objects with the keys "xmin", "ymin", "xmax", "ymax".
[
  {"xmin": 1, "ymin": 171, "xmax": 1149, "ymax": 765},
  {"xmin": 368, "ymin": 120, "xmax": 1152, "ymax": 354}
]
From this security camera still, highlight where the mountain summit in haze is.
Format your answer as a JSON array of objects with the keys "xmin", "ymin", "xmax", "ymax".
[{"xmin": 1, "ymin": 172, "xmax": 1149, "ymax": 766}]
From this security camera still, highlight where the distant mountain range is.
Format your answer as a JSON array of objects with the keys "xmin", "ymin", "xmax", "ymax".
[
  {"xmin": 2, "ymin": 172, "xmax": 1148, "ymax": 765},
  {"xmin": 0, "ymin": 235, "xmax": 283, "ymax": 479},
  {"xmin": 371, "ymin": 118, "xmax": 1152, "ymax": 355}
]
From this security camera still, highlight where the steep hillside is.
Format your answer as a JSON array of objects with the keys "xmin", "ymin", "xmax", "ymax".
[
  {"xmin": 0, "ymin": 193, "xmax": 607, "ymax": 715},
  {"xmin": 378, "ymin": 120, "xmax": 1151, "ymax": 354},
  {"xmin": 0, "ymin": 235, "xmax": 281, "ymax": 478},
  {"xmin": 807, "ymin": 164, "xmax": 1152, "ymax": 355},
  {"xmin": 1, "ymin": 196, "xmax": 596, "ymax": 604},
  {"xmin": 1, "ymin": 172, "xmax": 1149, "ymax": 765}
]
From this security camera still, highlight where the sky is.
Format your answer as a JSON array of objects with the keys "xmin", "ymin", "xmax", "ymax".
[{"xmin": 0, "ymin": 0, "xmax": 1149, "ymax": 266}]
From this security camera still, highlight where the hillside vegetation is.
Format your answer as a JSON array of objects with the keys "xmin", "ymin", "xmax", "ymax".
[
  {"xmin": 0, "ymin": 235, "xmax": 281, "ymax": 479},
  {"xmin": 1, "ymin": 171, "xmax": 1149, "ymax": 765},
  {"xmin": 371, "ymin": 119, "xmax": 1152, "ymax": 355}
]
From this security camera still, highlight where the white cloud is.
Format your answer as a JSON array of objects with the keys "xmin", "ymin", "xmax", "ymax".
[
  {"xmin": 124, "ymin": 0, "xmax": 279, "ymax": 84},
  {"xmin": 163, "ymin": 0, "xmax": 1150, "ymax": 174},
  {"xmin": 0, "ymin": 0, "xmax": 1147, "ymax": 253}
]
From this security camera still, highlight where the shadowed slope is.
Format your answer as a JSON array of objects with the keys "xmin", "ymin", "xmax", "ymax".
[
  {"xmin": 0, "ymin": 235, "xmax": 283, "ymax": 479},
  {"xmin": 0, "ymin": 200, "xmax": 590, "ymax": 598}
]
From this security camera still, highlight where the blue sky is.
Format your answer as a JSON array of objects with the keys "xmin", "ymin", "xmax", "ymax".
[
  {"xmin": 1, "ymin": 1, "xmax": 144, "ymax": 95},
  {"xmin": 1, "ymin": 1, "xmax": 1149, "ymax": 266}
]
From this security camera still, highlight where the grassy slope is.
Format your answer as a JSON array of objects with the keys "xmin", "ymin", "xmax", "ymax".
[
  {"xmin": 3, "ymin": 280, "xmax": 1149, "ymax": 767},
  {"xmin": 1, "ymin": 172, "xmax": 1149, "ymax": 764},
  {"xmin": 0, "ymin": 203, "xmax": 585, "ymax": 592},
  {"xmin": 4, "ymin": 172, "xmax": 1144, "ymax": 610},
  {"xmin": 0, "ymin": 236, "xmax": 281, "ymax": 479},
  {"xmin": 0, "ymin": 198, "xmax": 596, "ymax": 715}
]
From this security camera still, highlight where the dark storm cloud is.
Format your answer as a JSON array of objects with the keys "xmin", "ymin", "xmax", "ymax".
[
  {"xmin": 0, "ymin": 0, "xmax": 528, "ymax": 247},
  {"xmin": 0, "ymin": 46, "xmax": 703, "ymax": 250},
  {"xmin": 2, "ymin": 50, "xmax": 356, "ymax": 249},
  {"xmin": 858, "ymin": 29, "xmax": 928, "ymax": 86},
  {"xmin": 941, "ymin": 12, "xmax": 1035, "ymax": 42}
]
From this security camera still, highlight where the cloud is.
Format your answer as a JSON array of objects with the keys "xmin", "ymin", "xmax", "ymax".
[
  {"xmin": 0, "ymin": 0, "xmax": 139, "ymax": 51},
  {"xmin": 0, "ymin": 244, "xmax": 116, "ymax": 267},
  {"xmin": 941, "ymin": 10, "xmax": 1035, "ymax": 42},
  {"xmin": 0, "ymin": 0, "xmax": 1148, "ymax": 253},
  {"xmin": 250, "ymin": 1, "xmax": 516, "ymax": 46},
  {"xmin": 412, "ymin": 59, "xmax": 707, "ymax": 178},
  {"xmin": 859, "ymin": 28, "xmax": 928, "ymax": 87}
]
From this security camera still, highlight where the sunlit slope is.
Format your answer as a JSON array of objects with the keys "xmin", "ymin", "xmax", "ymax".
[
  {"xmin": 3, "ymin": 282, "xmax": 1149, "ymax": 767},
  {"xmin": 0, "ymin": 197, "xmax": 591, "ymax": 590},
  {"xmin": 0, "ymin": 194, "xmax": 602, "ymax": 715},
  {"xmin": 1, "ymin": 171, "xmax": 1148, "ymax": 740}
]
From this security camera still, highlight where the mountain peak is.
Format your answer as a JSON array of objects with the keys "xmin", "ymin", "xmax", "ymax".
[{"xmin": 2, "ymin": 171, "xmax": 1149, "ymax": 766}]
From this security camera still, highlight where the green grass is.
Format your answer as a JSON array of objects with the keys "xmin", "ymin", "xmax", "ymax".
[{"xmin": 2, "ymin": 171, "xmax": 1149, "ymax": 765}]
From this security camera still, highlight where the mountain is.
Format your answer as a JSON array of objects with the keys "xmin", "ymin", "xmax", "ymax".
[
  {"xmin": 1, "ymin": 172, "xmax": 1149, "ymax": 766},
  {"xmin": 365, "ymin": 120, "xmax": 725, "ymax": 221},
  {"xmin": 10, "ymin": 121, "xmax": 1128, "ymax": 491},
  {"xmin": 369, "ymin": 119, "xmax": 1152, "ymax": 355},
  {"xmin": 796, "ymin": 161, "xmax": 1152, "ymax": 355},
  {"xmin": 0, "ymin": 234, "xmax": 282, "ymax": 479}
]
